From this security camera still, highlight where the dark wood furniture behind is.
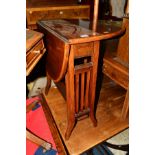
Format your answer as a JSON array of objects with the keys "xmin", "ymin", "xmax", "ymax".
[
  {"xmin": 103, "ymin": 0, "xmax": 129, "ymax": 120},
  {"xmin": 26, "ymin": 29, "xmax": 46, "ymax": 76},
  {"xmin": 103, "ymin": 16, "xmax": 129, "ymax": 120},
  {"xmin": 26, "ymin": 0, "xmax": 90, "ymax": 29}
]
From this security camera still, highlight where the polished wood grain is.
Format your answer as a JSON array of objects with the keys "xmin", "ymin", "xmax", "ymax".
[
  {"xmin": 37, "ymin": 19, "xmax": 125, "ymax": 44},
  {"xmin": 42, "ymin": 76, "xmax": 128, "ymax": 155}
]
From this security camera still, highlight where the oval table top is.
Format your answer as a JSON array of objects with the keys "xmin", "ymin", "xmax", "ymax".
[{"xmin": 37, "ymin": 19, "xmax": 125, "ymax": 44}]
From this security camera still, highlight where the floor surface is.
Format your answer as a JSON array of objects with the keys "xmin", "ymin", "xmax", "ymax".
[{"xmin": 27, "ymin": 76, "xmax": 129, "ymax": 155}]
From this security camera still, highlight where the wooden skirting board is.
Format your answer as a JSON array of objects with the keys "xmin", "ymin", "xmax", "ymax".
[{"xmin": 42, "ymin": 76, "xmax": 129, "ymax": 155}]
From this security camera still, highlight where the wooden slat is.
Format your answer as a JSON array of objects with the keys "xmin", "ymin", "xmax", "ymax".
[
  {"xmin": 75, "ymin": 74, "xmax": 79, "ymax": 113},
  {"xmin": 80, "ymin": 72, "xmax": 85, "ymax": 111},
  {"xmin": 85, "ymin": 70, "xmax": 91, "ymax": 109},
  {"xmin": 74, "ymin": 62, "xmax": 93, "ymax": 74}
]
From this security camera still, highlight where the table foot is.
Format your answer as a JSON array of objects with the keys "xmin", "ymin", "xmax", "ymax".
[
  {"xmin": 90, "ymin": 114, "xmax": 97, "ymax": 127},
  {"xmin": 65, "ymin": 121, "xmax": 75, "ymax": 140}
]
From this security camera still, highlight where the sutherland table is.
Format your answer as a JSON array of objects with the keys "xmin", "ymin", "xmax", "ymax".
[{"xmin": 37, "ymin": 19, "xmax": 126, "ymax": 141}]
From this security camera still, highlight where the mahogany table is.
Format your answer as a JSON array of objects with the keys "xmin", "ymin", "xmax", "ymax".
[{"xmin": 37, "ymin": 19, "xmax": 125, "ymax": 140}]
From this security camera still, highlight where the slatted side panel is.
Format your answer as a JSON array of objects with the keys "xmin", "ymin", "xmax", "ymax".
[{"xmin": 74, "ymin": 62, "xmax": 93, "ymax": 117}]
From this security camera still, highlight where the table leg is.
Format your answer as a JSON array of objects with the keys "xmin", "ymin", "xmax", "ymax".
[
  {"xmin": 65, "ymin": 48, "xmax": 76, "ymax": 140},
  {"xmin": 121, "ymin": 88, "xmax": 129, "ymax": 120},
  {"xmin": 89, "ymin": 41, "xmax": 100, "ymax": 127}
]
